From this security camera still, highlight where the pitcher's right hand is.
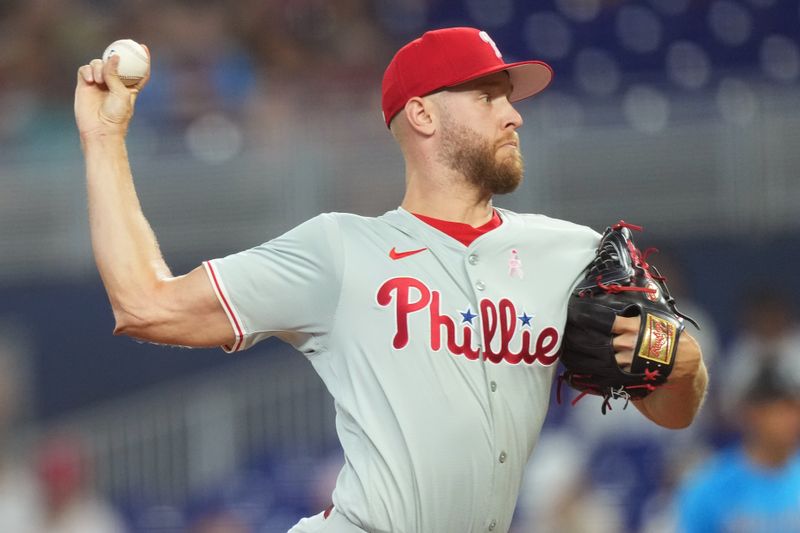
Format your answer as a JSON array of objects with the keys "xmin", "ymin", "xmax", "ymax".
[{"xmin": 75, "ymin": 46, "xmax": 150, "ymax": 141}]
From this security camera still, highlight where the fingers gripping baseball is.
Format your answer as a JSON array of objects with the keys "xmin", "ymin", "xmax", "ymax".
[{"xmin": 75, "ymin": 45, "xmax": 151, "ymax": 139}]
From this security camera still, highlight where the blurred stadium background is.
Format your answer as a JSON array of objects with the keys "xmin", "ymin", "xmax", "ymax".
[{"xmin": 1, "ymin": 0, "xmax": 799, "ymax": 531}]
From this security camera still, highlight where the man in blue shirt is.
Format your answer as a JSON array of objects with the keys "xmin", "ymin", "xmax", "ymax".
[{"xmin": 677, "ymin": 357, "xmax": 800, "ymax": 532}]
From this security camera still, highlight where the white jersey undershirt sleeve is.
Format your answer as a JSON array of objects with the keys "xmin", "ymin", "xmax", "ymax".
[{"xmin": 203, "ymin": 213, "xmax": 343, "ymax": 354}]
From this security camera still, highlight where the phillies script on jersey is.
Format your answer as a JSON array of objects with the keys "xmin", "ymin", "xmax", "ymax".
[{"xmin": 377, "ymin": 276, "xmax": 560, "ymax": 366}]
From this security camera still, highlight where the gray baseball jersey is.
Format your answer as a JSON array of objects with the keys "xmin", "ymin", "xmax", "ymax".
[{"xmin": 204, "ymin": 207, "xmax": 599, "ymax": 533}]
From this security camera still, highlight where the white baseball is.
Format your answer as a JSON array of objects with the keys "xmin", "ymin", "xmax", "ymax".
[{"xmin": 102, "ymin": 39, "xmax": 149, "ymax": 86}]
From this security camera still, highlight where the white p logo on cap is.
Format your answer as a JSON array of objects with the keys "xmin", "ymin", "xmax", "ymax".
[{"xmin": 479, "ymin": 31, "xmax": 502, "ymax": 59}]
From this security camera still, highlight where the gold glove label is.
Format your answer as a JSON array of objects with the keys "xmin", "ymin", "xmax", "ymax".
[{"xmin": 638, "ymin": 314, "xmax": 676, "ymax": 364}]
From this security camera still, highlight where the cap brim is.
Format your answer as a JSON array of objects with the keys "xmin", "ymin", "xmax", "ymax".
[
  {"xmin": 506, "ymin": 61, "xmax": 554, "ymax": 102},
  {"xmin": 442, "ymin": 60, "xmax": 553, "ymax": 102}
]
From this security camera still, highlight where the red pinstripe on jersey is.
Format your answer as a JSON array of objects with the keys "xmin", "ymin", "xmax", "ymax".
[{"xmin": 203, "ymin": 260, "xmax": 244, "ymax": 352}]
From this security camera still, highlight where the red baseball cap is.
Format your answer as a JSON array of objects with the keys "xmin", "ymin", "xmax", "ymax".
[{"xmin": 381, "ymin": 27, "xmax": 553, "ymax": 127}]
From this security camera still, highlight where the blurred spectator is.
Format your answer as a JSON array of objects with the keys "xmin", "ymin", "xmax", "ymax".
[
  {"xmin": 36, "ymin": 432, "xmax": 127, "ymax": 533},
  {"xmin": 0, "ymin": 460, "xmax": 40, "ymax": 533},
  {"xmin": 720, "ymin": 288, "xmax": 800, "ymax": 428},
  {"xmin": 0, "ymin": 325, "xmax": 42, "ymax": 532},
  {"xmin": 676, "ymin": 358, "xmax": 800, "ymax": 533},
  {"xmin": 513, "ymin": 431, "xmax": 624, "ymax": 533}
]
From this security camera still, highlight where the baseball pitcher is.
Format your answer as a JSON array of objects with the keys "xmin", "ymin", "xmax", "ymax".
[{"xmin": 75, "ymin": 27, "xmax": 708, "ymax": 533}]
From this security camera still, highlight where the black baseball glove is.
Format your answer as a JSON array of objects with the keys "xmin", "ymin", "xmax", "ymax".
[{"xmin": 559, "ymin": 221, "xmax": 698, "ymax": 413}]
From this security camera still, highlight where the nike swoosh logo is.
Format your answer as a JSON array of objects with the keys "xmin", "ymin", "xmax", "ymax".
[{"xmin": 389, "ymin": 247, "xmax": 428, "ymax": 260}]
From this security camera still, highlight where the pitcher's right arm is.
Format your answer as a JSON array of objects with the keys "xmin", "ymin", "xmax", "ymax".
[{"xmin": 75, "ymin": 49, "xmax": 233, "ymax": 348}]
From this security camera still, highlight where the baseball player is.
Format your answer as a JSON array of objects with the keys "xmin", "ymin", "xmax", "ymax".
[{"xmin": 75, "ymin": 27, "xmax": 708, "ymax": 533}]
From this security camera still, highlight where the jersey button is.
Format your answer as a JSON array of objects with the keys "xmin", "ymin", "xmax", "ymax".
[
  {"xmin": 468, "ymin": 254, "xmax": 479, "ymax": 265},
  {"xmin": 490, "ymin": 381, "xmax": 497, "ymax": 392},
  {"xmin": 499, "ymin": 451, "xmax": 507, "ymax": 464},
  {"xmin": 475, "ymin": 280, "xmax": 486, "ymax": 291},
  {"xmin": 488, "ymin": 519, "xmax": 497, "ymax": 531}
]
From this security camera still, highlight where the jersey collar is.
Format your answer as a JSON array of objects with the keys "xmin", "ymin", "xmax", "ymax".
[{"xmin": 412, "ymin": 210, "xmax": 503, "ymax": 247}]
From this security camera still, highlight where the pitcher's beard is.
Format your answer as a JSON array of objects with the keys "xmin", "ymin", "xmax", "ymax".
[{"xmin": 438, "ymin": 121, "xmax": 524, "ymax": 195}]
